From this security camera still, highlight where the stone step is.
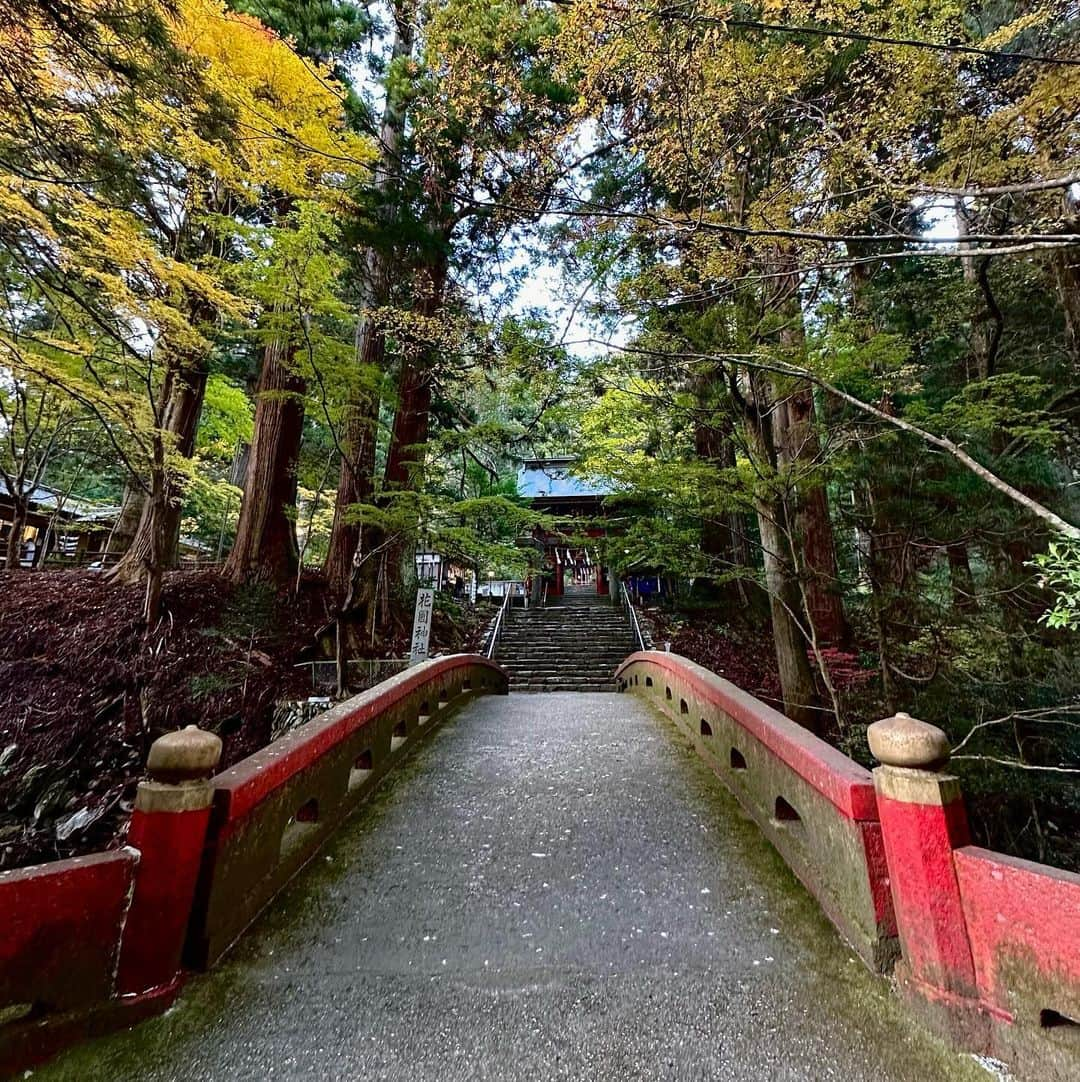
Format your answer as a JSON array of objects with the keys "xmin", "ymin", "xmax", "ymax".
[
  {"xmin": 499, "ymin": 644, "xmax": 630, "ymax": 651},
  {"xmin": 500, "ymin": 656, "xmax": 625, "ymax": 663},
  {"xmin": 492, "ymin": 597, "xmax": 633, "ymax": 688},
  {"xmin": 501, "ymin": 659, "xmax": 627, "ymax": 665},
  {"xmin": 506, "ymin": 669, "xmax": 618, "ymax": 677},
  {"xmin": 508, "ymin": 624, "xmax": 625, "ymax": 630},
  {"xmin": 499, "ymin": 642, "xmax": 627, "ymax": 648},
  {"xmin": 498, "ymin": 646, "xmax": 630, "ymax": 654},
  {"xmin": 502, "ymin": 633, "xmax": 627, "ymax": 640},
  {"xmin": 502, "ymin": 675, "xmax": 622, "ymax": 686},
  {"xmin": 499, "ymin": 657, "xmax": 628, "ymax": 664},
  {"xmin": 509, "ymin": 683, "xmax": 619, "ymax": 692},
  {"xmin": 500, "ymin": 659, "xmax": 628, "ymax": 665},
  {"xmin": 503, "ymin": 658, "xmax": 623, "ymax": 663},
  {"xmin": 499, "ymin": 643, "xmax": 628, "ymax": 648},
  {"xmin": 500, "ymin": 637, "xmax": 630, "ymax": 644},
  {"xmin": 503, "ymin": 624, "xmax": 628, "ymax": 631},
  {"xmin": 512, "ymin": 612, "xmax": 622, "ymax": 618},
  {"xmin": 511, "ymin": 611, "xmax": 622, "ymax": 618},
  {"xmin": 502, "ymin": 625, "xmax": 628, "ymax": 631},
  {"xmin": 499, "ymin": 637, "xmax": 630, "ymax": 643}
]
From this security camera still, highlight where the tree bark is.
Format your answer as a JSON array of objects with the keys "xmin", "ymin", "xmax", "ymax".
[
  {"xmin": 1052, "ymin": 238, "xmax": 1080, "ymax": 371},
  {"xmin": 4, "ymin": 498, "xmax": 27, "ymax": 570},
  {"xmin": 323, "ymin": 321, "xmax": 384, "ymax": 599},
  {"xmin": 379, "ymin": 252, "xmax": 449, "ymax": 604},
  {"xmin": 693, "ymin": 403, "xmax": 748, "ymax": 569},
  {"xmin": 753, "ymin": 481, "xmax": 822, "ymax": 730},
  {"xmin": 105, "ymin": 482, "xmax": 145, "ymax": 556},
  {"xmin": 323, "ymin": 5, "xmax": 414, "ymax": 604},
  {"xmin": 109, "ymin": 351, "xmax": 208, "ymax": 586},
  {"xmin": 223, "ymin": 338, "xmax": 305, "ymax": 585},
  {"xmin": 384, "ymin": 353, "xmax": 434, "ymax": 493},
  {"xmin": 958, "ymin": 200, "xmax": 997, "ymax": 381},
  {"xmin": 742, "ymin": 379, "xmax": 822, "ymax": 731},
  {"xmin": 771, "ymin": 250, "xmax": 849, "ymax": 646},
  {"xmin": 228, "ymin": 440, "xmax": 250, "ymax": 489},
  {"xmin": 946, "ymin": 541, "xmax": 976, "ymax": 613},
  {"xmin": 773, "ymin": 388, "xmax": 849, "ymax": 645}
]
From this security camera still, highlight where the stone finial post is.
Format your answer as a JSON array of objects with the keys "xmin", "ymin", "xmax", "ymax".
[
  {"xmin": 868, "ymin": 713, "xmax": 977, "ymax": 999},
  {"xmin": 116, "ymin": 725, "xmax": 222, "ymax": 997}
]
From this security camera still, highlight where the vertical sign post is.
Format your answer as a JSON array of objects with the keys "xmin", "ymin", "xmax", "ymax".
[{"xmin": 409, "ymin": 587, "xmax": 435, "ymax": 665}]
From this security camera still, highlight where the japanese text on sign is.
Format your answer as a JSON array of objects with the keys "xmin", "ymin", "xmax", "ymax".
[{"xmin": 409, "ymin": 587, "xmax": 435, "ymax": 664}]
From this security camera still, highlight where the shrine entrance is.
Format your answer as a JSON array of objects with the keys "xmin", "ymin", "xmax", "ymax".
[{"xmin": 516, "ymin": 456, "xmax": 614, "ymax": 599}]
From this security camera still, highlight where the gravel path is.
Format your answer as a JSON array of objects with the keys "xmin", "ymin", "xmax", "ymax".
[{"xmin": 37, "ymin": 692, "xmax": 988, "ymax": 1081}]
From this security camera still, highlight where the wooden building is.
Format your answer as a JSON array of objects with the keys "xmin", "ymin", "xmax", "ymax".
[
  {"xmin": 0, "ymin": 484, "xmax": 117, "ymax": 568},
  {"xmin": 516, "ymin": 456, "xmax": 615, "ymax": 598}
]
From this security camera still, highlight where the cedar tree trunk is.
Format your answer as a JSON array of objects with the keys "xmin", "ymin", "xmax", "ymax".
[
  {"xmin": 224, "ymin": 338, "xmax": 305, "ymax": 585},
  {"xmin": 110, "ymin": 352, "xmax": 208, "ymax": 587}
]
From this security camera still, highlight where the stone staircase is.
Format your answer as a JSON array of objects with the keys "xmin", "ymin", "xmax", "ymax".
[{"xmin": 494, "ymin": 586, "xmax": 636, "ymax": 692}]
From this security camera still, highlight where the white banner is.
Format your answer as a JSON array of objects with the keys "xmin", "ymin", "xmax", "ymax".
[{"xmin": 409, "ymin": 587, "xmax": 435, "ymax": 664}]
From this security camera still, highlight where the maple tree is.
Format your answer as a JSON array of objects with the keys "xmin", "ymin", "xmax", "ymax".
[
  {"xmin": 1, "ymin": 0, "xmax": 372, "ymax": 619},
  {"xmin": 1, "ymin": 0, "xmax": 1078, "ymax": 869}
]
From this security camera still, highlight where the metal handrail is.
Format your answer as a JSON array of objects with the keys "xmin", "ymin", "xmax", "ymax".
[
  {"xmin": 619, "ymin": 580, "xmax": 646, "ymax": 652},
  {"xmin": 293, "ymin": 658, "xmax": 411, "ymax": 694},
  {"xmin": 485, "ymin": 583, "xmax": 516, "ymax": 659}
]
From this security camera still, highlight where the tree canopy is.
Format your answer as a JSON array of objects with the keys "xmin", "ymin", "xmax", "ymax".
[{"xmin": 2, "ymin": 0, "xmax": 1079, "ymax": 860}]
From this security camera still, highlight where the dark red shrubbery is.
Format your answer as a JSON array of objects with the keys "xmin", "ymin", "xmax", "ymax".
[{"xmin": 0, "ymin": 571, "xmax": 489, "ymax": 870}]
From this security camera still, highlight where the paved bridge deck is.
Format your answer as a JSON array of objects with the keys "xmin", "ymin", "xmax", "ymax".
[{"xmin": 39, "ymin": 693, "xmax": 987, "ymax": 1081}]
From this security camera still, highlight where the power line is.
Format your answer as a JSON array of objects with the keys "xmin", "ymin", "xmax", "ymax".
[
  {"xmin": 724, "ymin": 17, "xmax": 1080, "ymax": 67},
  {"xmin": 633, "ymin": 3, "xmax": 1080, "ymax": 68}
]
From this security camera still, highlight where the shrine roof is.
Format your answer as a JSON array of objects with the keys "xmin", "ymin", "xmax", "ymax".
[{"xmin": 516, "ymin": 457, "xmax": 613, "ymax": 501}]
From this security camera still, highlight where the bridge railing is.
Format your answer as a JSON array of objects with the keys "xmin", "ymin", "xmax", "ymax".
[
  {"xmin": 484, "ymin": 582, "xmax": 517, "ymax": 659},
  {"xmin": 619, "ymin": 650, "xmax": 1080, "ymax": 1082},
  {"xmin": 868, "ymin": 714, "xmax": 1080, "ymax": 1081},
  {"xmin": 0, "ymin": 849, "xmax": 142, "ymax": 1066},
  {"xmin": 187, "ymin": 654, "xmax": 508, "ymax": 968},
  {"xmin": 617, "ymin": 580, "xmax": 647, "ymax": 651},
  {"xmin": 0, "ymin": 653, "xmax": 508, "ymax": 1076},
  {"xmin": 616, "ymin": 650, "xmax": 898, "ymax": 972}
]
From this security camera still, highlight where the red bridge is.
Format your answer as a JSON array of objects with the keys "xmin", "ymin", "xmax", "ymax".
[{"xmin": 2, "ymin": 652, "xmax": 1078, "ymax": 1081}]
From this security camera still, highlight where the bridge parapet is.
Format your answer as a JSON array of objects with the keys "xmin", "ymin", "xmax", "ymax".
[
  {"xmin": 869, "ymin": 714, "xmax": 1080, "ymax": 1081},
  {"xmin": 187, "ymin": 654, "xmax": 508, "ymax": 968},
  {"xmin": 618, "ymin": 651, "xmax": 1080, "ymax": 1081},
  {"xmin": 0, "ymin": 653, "xmax": 507, "ymax": 1076},
  {"xmin": 616, "ymin": 651, "xmax": 898, "ymax": 972}
]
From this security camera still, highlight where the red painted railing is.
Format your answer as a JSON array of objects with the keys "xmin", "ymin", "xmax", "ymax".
[
  {"xmin": 615, "ymin": 651, "xmax": 897, "ymax": 971},
  {"xmin": 4, "ymin": 643, "xmax": 1077, "ymax": 1081},
  {"xmin": 868, "ymin": 712, "xmax": 1080, "ymax": 1081},
  {"xmin": 188, "ymin": 655, "xmax": 507, "ymax": 967},
  {"xmin": 0, "ymin": 654, "xmax": 507, "ymax": 1076},
  {"xmin": 620, "ymin": 650, "xmax": 1080, "ymax": 1082}
]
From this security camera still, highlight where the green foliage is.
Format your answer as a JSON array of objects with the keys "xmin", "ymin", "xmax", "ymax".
[
  {"xmin": 198, "ymin": 375, "xmax": 254, "ymax": 460},
  {"xmin": 1033, "ymin": 543, "xmax": 1080, "ymax": 631},
  {"xmin": 939, "ymin": 374, "xmax": 1057, "ymax": 449},
  {"xmin": 808, "ymin": 318, "xmax": 912, "ymax": 401},
  {"xmin": 181, "ymin": 471, "xmax": 243, "ymax": 555}
]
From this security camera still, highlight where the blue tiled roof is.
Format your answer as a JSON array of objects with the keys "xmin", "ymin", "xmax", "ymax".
[{"xmin": 516, "ymin": 457, "xmax": 612, "ymax": 500}]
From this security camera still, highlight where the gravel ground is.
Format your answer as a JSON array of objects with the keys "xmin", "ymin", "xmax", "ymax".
[{"xmin": 35, "ymin": 692, "xmax": 989, "ymax": 1082}]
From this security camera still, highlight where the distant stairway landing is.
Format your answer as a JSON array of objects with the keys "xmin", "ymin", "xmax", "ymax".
[{"xmin": 495, "ymin": 589, "xmax": 635, "ymax": 692}]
